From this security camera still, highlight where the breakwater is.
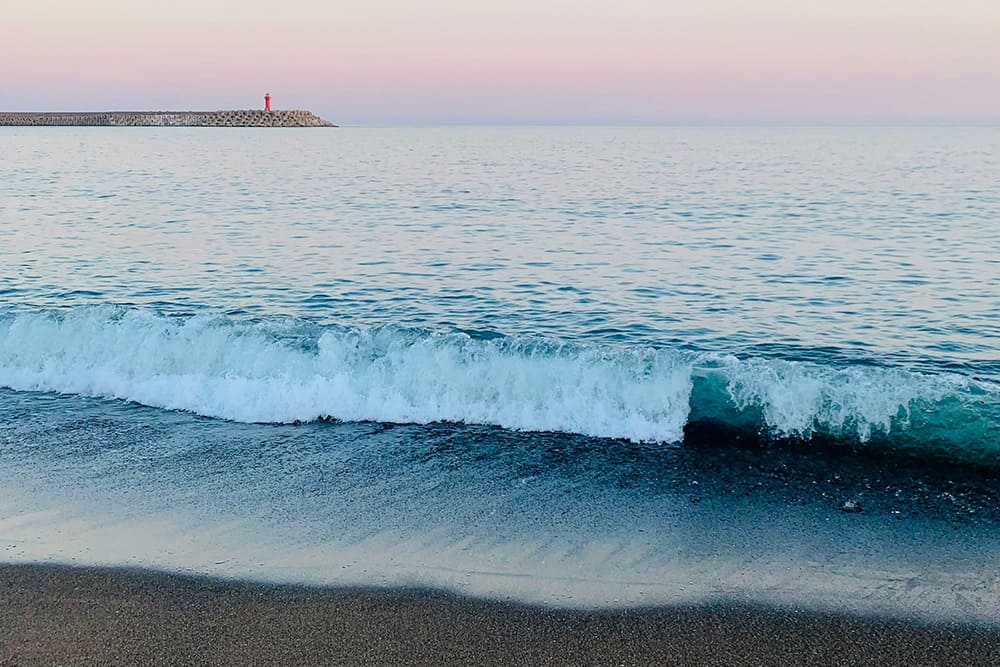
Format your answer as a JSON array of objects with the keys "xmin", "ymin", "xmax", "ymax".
[{"xmin": 0, "ymin": 110, "xmax": 336, "ymax": 127}]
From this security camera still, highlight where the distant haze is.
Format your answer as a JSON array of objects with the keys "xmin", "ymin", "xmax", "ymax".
[{"xmin": 4, "ymin": 0, "xmax": 999, "ymax": 125}]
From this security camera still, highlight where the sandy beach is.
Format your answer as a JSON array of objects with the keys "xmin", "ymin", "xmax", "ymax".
[{"xmin": 0, "ymin": 564, "xmax": 997, "ymax": 666}]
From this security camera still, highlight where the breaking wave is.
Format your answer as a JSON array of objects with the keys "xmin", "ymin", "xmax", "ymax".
[{"xmin": 0, "ymin": 306, "xmax": 996, "ymax": 459}]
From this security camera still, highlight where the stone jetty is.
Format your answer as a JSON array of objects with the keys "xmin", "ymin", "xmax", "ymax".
[{"xmin": 0, "ymin": 110, "xmax": 336, "ymax": 127}]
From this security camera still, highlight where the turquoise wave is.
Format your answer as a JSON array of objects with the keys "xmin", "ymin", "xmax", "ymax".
[{"xmin": 0, "ymin": 305, "xmax": 996, "ymax": 463}]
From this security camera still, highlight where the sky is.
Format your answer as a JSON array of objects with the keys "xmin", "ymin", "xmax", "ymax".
[{"xmin": 3, "ymin": 0, "xmax": 999, "ymax": 125}]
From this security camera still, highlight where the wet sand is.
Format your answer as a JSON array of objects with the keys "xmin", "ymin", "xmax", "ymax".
[{"xmin": 0, "ymin": 564, "xmax": 997, "ymax": 666}]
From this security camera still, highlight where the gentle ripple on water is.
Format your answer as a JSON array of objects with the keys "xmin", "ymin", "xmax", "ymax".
[{"xmin": 2, "ymin": 126, "xmax": 999, "ymax": 379}]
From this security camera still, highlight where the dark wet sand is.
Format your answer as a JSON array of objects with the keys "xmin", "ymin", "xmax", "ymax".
[{"xmin": 0, "ymin": 564, "xmax": 997, "ymax": 666}]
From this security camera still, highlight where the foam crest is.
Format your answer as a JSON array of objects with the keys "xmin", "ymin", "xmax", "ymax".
[
  {"xmin": 0, "ymin": 307, "xmax": 994, "ymax": 449},
  {"xmin": 717, "ymin": 356, "xmax": 972, "ymax": 441},
  {"xmin": 0, "ymin": 307, "xmax": 694, "ymax": 442}
]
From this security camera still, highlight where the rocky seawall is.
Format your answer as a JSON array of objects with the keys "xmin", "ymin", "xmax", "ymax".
[{"xmin": 0, "ymin": 110, "xmax": 336, "ymax": 127}]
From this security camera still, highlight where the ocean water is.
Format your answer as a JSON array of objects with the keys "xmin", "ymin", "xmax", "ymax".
[{"xmin": 2, "ymin": 126, "xmax": 999, "ymax": 616}]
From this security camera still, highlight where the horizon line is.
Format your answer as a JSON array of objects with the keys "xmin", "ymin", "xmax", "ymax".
[{"xmin": 2, "ymin": 109, "xmax": 998, "ymax": 129}]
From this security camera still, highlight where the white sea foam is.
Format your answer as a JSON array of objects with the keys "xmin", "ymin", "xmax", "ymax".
[
  {"xmin": 717, "ymin": 356, "xmax": 968, "ymax": 441},
  {"xmin": 0, "ymin": 306, "xmax": 693, "ymax": 442},
  {"xmin": 0, "ymin": 306, "xmax": 990, "ymax": 444}
]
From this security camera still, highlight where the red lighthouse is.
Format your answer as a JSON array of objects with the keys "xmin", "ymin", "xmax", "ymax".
[{"xmin": 264, "ymin": 93, "xmax": 271, "ymax": 112}]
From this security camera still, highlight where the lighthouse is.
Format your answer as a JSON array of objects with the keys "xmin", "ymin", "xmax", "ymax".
[{"xmin": 264, "ymin": 93, "xmax": 271, "ymax": 112}]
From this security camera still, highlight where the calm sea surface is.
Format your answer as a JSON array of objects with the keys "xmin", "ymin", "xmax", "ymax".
[
  {"xmin": 3, "ymin": 127, "xmax": 998, "ymax": 368},
  {"xmin": 1, "ymin": 127, "xmax": 999, "ymax": 613}
]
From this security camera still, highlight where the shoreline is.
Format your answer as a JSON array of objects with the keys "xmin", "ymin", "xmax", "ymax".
[
  {"xmin": 1, "ymin": 563, "xmax": 998, "ymax": 666},
  {"xmin": 3, "ymin": 390, "xmax": 1000, "ymax": 626}
]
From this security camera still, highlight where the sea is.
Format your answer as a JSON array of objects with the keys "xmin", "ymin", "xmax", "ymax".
[{"xmin": 1, "ymin": 126, "xmax": 999, "ymax": 619}]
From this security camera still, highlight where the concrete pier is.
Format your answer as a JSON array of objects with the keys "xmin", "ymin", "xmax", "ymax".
[{"xmin": 0, "ymin": 110, "xmax": 336, "ymax": 127}]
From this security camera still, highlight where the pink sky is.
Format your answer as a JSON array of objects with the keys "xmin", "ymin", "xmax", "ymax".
[{"xmin": 3, "ymin": 0, "xmax": 999, "ymax": 124}]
